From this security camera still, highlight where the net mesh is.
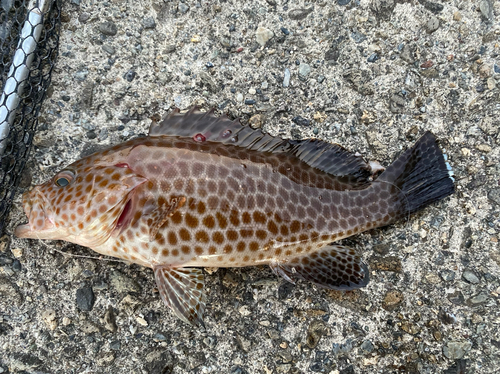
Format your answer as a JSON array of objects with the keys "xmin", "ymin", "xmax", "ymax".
[{"xmin": 0, "ymin": 0, "xmax": 61, "ymax": 234}]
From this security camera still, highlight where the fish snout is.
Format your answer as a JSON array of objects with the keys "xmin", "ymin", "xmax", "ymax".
[{"xmin": 15, "ymin": 188, "xmax": 55, "ymax": 238}]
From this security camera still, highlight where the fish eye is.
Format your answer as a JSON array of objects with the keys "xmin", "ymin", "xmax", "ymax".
[{"xmin": 54, "ymin": 171, "xmax": 74, "ymax": 187}]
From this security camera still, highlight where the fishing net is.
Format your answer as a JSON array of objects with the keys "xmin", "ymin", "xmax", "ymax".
[{"xmin": 0, "ymin": 0, "xmax": 61, "ymax": 234}]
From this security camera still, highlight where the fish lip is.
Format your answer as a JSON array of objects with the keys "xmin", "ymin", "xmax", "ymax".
[
  {"xmin": 16, "ymin": 189, "xmax": 56, "ymax": 239},
  {"xmin": 15, "ymin": 220, "xmax": 57, "ymax": 239},
  {"xmin": 14, "ymin": 223, "xmax": 32, "ymax": 238}
]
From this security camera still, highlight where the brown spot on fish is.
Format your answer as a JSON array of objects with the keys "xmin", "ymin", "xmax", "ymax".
[
  {"xmin": 253, "ymin": 211, "xmax": 266, "ymax": 224},
  {"xmin": 226, "ymin": 230, "xmax": 238, "ymax": 241},
  {"xmin": 212, "ymin": 231, "xmax": 224, "ymax": 245},
  {"xmin": 268, "ymin": 221, "xmax": 278, "ymax": 235},
  {"xmin": 237, "ymin": 242, "xmax": 246, "ymax": 252},
  {"xmin": 256, "ymin": 230, "xmax": 267, "ymax": 240},
  {"xmin": 203, "ymin": 216, "xmax": 215, "ymax": 229},
  {"xmin": 229, "ymin": 210, "xmax": 239, "ymax": 226},
  {"xmin": 185, "ymin": 213, "xmax": 199, "ymax": 228},
  {"xmin": 242, "ymin": 212, "xmax": 251, "ymax": 224},
  {"xmin": 196, "ymin": 231, "xmax": 209, "ymax": 243},
  {"xmin": 171, "ymin": 211, "xmax": 182, "ymax": 225},
  {"xmin": 168, "ymin": 232, "xmax": 178, "ymax": 245},
  {"xmin": 216, "ymin": 212, "xmax": 228, "ymax": 229}
]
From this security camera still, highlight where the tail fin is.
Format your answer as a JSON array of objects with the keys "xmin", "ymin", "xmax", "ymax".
[{"xmin": 377, "ymin": 132, "xmax": 454, "ymax": 215}]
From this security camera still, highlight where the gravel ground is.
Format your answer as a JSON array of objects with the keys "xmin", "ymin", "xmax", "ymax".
[{"xmin": 1, "ymin": 0, "xmax": 500, "ymax": 373}]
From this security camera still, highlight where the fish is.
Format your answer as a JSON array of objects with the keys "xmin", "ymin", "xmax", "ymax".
[{"xmin": 15, "ymin": 108, "xmax": 455, "ymax": 326}]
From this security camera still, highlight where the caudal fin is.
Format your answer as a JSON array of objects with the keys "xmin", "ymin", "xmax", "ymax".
[{"xmin": 377, "ymin": 132, "xmax": 454, "ymax": 215}]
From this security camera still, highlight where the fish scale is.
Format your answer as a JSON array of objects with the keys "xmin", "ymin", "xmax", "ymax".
[{"xmin": 16, "ymin": 108, "xmax": 455, "ymax": 325}]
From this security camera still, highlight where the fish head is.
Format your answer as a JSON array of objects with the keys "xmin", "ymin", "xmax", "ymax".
[{"xmin": 15, "ymin": 161, "xmax": 147, "ymax": 247}]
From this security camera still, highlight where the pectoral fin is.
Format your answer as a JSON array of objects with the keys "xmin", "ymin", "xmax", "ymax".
[
  {"xmin": 153, "ymin": 266, "xmax": 206, "ymax": 326},
  {"xmin": 270, "ymin": 244, "xmax": 369, "ymax": 291},
  {"xmin": 146, "ymin": 196, "xmax": 186, "ymax": 241}
]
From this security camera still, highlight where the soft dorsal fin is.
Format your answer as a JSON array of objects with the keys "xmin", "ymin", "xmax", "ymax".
[{"xmin": 149, "ymin": 108, "xmax": 374, "ymax": 183}]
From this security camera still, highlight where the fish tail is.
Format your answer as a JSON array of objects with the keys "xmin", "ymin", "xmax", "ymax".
[{"xmin": 377, "ymin": 131, "xmax": 455, "ymax": 215}]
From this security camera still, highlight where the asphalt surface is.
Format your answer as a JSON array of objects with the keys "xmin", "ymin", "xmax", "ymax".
[{"xmin": 1, "ymin": 0, "xmax": 499, "ymax": 373}]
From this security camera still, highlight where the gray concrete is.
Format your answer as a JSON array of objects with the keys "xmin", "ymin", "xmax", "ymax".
[{"xmin": 1, "ymin": 0, "xmax": 499, "ymax": 373}]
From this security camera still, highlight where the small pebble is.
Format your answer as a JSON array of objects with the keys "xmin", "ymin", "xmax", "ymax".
[
  {"xmin": 367, "ymin": 53, "xmax": 379, "ymax": 63},
  {"xmin": 256, "ymin": 26, "xmax": 274, "ymax": 46},
  {"xmin": 238, "ymin": 306, "xmax": 251, "ymax": 316},
  {"xmin": 440, "ymin": 269, "xmax": 455, "ymax": 282},
  {"xmin": 236, "ymin": 93, "xmax": 244, "ymax": 102},
  {"xmin": 78, "ymin": 12, "xmax": 90, "ymax": 23},
  {"xmin": 178, "ymin": 3, "xmax": 190, "ymax": 13},
  {"xmin": 76, "ymin": 285, "xmax": 95, "ymax": 311},
  {"xmin": 443, "ymin": 341, "xmax": 472, "ymax": 359},
  {"xmin": 462, "ymin": 270, "xmax": 480, "ymax": 284},
  {"xmin": 487, "ymin": 77, "xmax": 496, "ymax": 90},
  {"xmin": 142, "ymin": 17, "xmax": 156, "ymax": 29},
  {"xmin": 470, "ymin": 293, "xmax": 488, "ymax": 304},
  {"xmin": 280, "ymin": 27, "xmax": 290, "ymax": 35},
  {"xmin": 426, "ymin": 17, "xmax": 440, "ymax": 33},
  {"xmin": 99, "ymin": 21, "xmax": 118, "ymax": 36},
  {"xmin": 102, "ymin": 45, "xmax": 115, "ymax": 55},
  {"xmin": 11, "ymin": 248, "xmax": 22, "ymax": 258},
  {"xmin": 244, "ymin": 99, "xmax": 256, "ymax": 105},
  {"xmin": 283, "ymin": 68, "xmax": 291, "ymax": 87},
  {"xmin": 298, "ymin": 63, "xmax": 311, "ymax": 79},
  {"xmin": 292, "ymin": 116, "xmax": 310, "ymax": 127},
  {"xmin": 360, "ymin": 340, "xmax": 374, "ymax": 353},
  {"xmin": 154, "ymin": 333, "xmax": 167, "ymax": 341},
  {"xmin": 248, "ymin": 88, "xmax": 256, "ymax": 95},
  {"xmin": 124, "ymin": 70, "xmax": 136, "ymax": 82}
]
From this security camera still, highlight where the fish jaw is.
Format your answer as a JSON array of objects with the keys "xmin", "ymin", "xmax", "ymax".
[{"xmin": 15, "ymin": 189, "xmax": 59, "ymax": 240}]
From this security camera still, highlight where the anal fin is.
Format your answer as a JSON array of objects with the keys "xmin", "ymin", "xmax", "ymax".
[
  {"xmin": 146, "ymin": 196, "xmax": 186, "ymax": 241},
  {"xmin": 153, "ymin": 266, "xmax": 206, "ymax": 326},
  {"xmin": 270, "ymin": 244, "xmax": 369, "ymax": 291}
]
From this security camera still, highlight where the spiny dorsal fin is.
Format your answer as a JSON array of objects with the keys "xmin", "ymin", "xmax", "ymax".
[
  {"xmin": 149, "ymin": 108, "xmax": 373, "ymax": 184},
  {"xmin": 153, "ymin": 266, "xmax": 206, "ymax": 326},
  {"xmin": 270, "ymin": 244, "xmax": 369, "ymax": 291}
]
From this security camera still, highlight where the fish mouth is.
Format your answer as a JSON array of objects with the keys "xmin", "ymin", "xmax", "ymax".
[
  {"xmin": 14, "ymin": 223, "xmax": 33, "ymax": 238},
  {"xmin": 15, "ymin": 190, "xmax": 56, "ymax": 239},
  {"xmin": 15, "ymin": 218, "xmax": 57, "ymax": 239}
]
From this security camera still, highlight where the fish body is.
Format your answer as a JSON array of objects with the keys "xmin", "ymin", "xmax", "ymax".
[{"xmin": 16, "ymin": 109, "xmax": 455, "ymax": 325}]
